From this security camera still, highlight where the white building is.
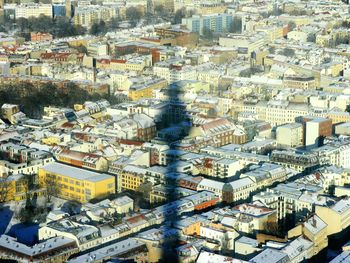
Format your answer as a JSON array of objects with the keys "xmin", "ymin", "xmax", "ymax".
[{"xmin": 15, "ymin": 3, "xmax": 53, "ymax": 19}]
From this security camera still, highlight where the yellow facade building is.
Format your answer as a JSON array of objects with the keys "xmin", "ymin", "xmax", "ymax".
[
  {"xmin": 39, "ymin": 162, "xmax": 115, "ymax": 203},
  {"xmin": 128, "ymin": 79, "xmax": 168, "ymax": 101},
  {"xmin": 118, "ymin": 171, "xmax": 144, "ymax": 192}
]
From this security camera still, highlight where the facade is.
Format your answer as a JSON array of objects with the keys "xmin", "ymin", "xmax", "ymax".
[
  {"xmin": 15, "ymin": 3, "xmax": 53, "ymax": 19},
  {"xmin": 0, "ymin": 235, "xmax": 78, "ymax": 262},
  {"xmin": 316, "ymin": 198, "xmax": 350, "ymax": 236},
  {"xmin": 73, "ymin": 5, "xmax": 117, "ymax": 28},
  {"xmin": 276, "ymin": 123, "xmax": 303, "ymax": 147},
  {"xmin": 283, "ymin": 75, "xmax": 317, "ymax": 90},
  {"xmin": 39, "ymin": 162, "xmax": 115, "ymax": 203},
  {"xmin": 182, "ymin": 13, "xmax": 233, "ymax": 35}
]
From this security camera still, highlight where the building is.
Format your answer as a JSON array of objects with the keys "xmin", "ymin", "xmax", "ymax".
[
  {"xmin": 297, "ymin": 116, "xmax": 332, "ymax": 148},
  {"xmin": 39, "ymin": 219, "xmax": 102, "ymax": 251},
  {"xmin": 39, "ymin": 162, "xmax": 115, "ymax": 203},
  {"xmin": 15, "ymin": 3, "xmax": 53, "ymax": 19},
  {"xmin": 56, "ymin": 149, "xmax": 109, "ymax": 172},
  {"xmin": 73, "ymin": 5, "xmax": 117, "ymax": 28},
  {"xmin": 276, "ymin": 123, "xmax": 303, "ymax": 148},
  {"xmin": 231, "ymin": 202, "xmax": 277, "ymax": 234},
  {"xmin": 182, "ymin": 13, "xmax": 233, "ymax": 35},
  {"xmin": 68, "ymin": 238, "xmax": 148, "ymax": 262},
  {"xmin": 30, "ymin": 32, "xmax": 53, "ymax": 42},
  {"xmin": 0, "ymin": 235, "xmax": 78, "ymax": 262},
  {"xmin": 128, "ymin": 78, "xmax": 167, "ymax": 101},
  {"xmin": 250, "ymin": 248, "xmax": 289, "ymax": 263},
  {"xmin": 288, "ymin": 215, "xmax": 328, "ymax": 257},
  {"xmin": 335, "ymin": 122, "xmax": 350, "ymax": 136},
  {"xmin": 219, "ymin": 33, "xmax": 266, "ymax": 57},
  {"xmin": 316, "ymin": 198, "xmax": 350, "ymax": 236},
  {"xmin": 283, "ymin": 75, "xmax": 317, "ymax": 90}
]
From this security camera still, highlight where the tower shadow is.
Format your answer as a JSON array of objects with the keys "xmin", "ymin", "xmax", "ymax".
[{"xmin": 157, "ymin": 82, "xmax": 191, "ymax": 263}]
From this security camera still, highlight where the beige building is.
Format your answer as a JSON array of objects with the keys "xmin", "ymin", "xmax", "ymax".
[
  {"xmin": 288, "ymin": 215, "xmax": 328, "ymax": 257},
  {"xmin": 276, "ymin": 123, "xmax": 303, "ymax": 147},
  {"xmin": 15, "ymin": 3, "xmax": 53, "ymax": 19},
  {"xmin": 219, "ymin": 33, "xmax": 267, "ymax": 57},
  {"xmin": 73, "ymin": 5, "xmax": 117, "ymax": 28},
  {"xmin": 316, "ymin": 198, "xmax": 350, "ymax": 236}
]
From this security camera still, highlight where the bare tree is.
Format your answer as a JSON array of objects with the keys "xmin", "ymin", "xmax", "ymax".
[
  {"xmin": 0, "ymin": 174, "xmax": 12, "ymax": 204},
  {"xmin": 45, "ymin": 174, "xmax": 60, "ymax": 203},
  {"xmin": 137, "ymin": 181, "xmax": 153, "ymax": 200}
]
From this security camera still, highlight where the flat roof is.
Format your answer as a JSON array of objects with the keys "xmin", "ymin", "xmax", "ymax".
[{"xmin": 41, "ymin": 162, "xmax": 113, "ymax": 182}]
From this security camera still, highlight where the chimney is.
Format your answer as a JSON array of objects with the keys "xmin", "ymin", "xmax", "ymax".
[{"xmin": 312, "ymin": 217, "xmax": 317, "ymax": 227}]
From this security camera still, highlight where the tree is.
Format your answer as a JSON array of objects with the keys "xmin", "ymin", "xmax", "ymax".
[
  {"xmin": 154, "ymin": 5, "xmax": 167, "ymax": 17},
  {"xmin": 19, "ymin": 195, "xmax": 36, "ymax": 224},
  {"xmin": 90, "ymin": 21, "xmax": 107, "ymax": 36},
  {"xmin": 29, "ymin": 14, "xmax": 54, "ymax": 33},
  {"xmin": 307, "ymin": 33, "xmax": 316, "ymax": 43},
  {"xmin": 268, "ymin": 46, "xmax": 276, "ymax": 54},
  {"xmin": 289, "ymin": 9, "xmax": 307, "ymax": 16},
  {"xmin": 125, "ymin": 7, "xmax": 142, "ymax": 27},
  {"xmin": 288, "ymin": 21, "xmax": 296, "ymax": 31},
  {"xmin": 44, "ymin": 174, "xmax": 60, "ymax": 203},
  {"xmin": 334, "ymin": 35, "xmax": 349, "ymax": 46},
  {"xmin": 0, "ymin": 82, "xmax": 122, "ymax": 118},
  {"xmin": 174, "ymin": 7, "xmax": 186, "ymax": 24},
  {"xmin": 323, "ymin": 57, "xmax": 332, "ymax": 64},
  {"xmin": 229, "ymin": 17, "xmax": 242, "ymax": 33},
  {"xmin": 281, "ymin": 48, "xmax": 295, "ymax": 57},
  {"xmin": 202, "ymin": 27, "xmax": 214, "ymax": 40},
  {"xmin": 16, "ymin": 17, "xmax": 29, "ymax": 32},
  {"xmin": 137, "ymin": 181, "xmax": 152, "ymax": 200},
  {"xmin": 108, "ymin": 17, "xmax": 120, "ymax": 30},
  {"xmin": 75, "ymin": 45, "xmax": 88, "ymax": 54},
  {"xmin": 0, "ymin": 175, "xmax": 12, "ymax": 204},
  {"xmin": 263, "ymin": 221, "xmax": 284, "ymax": 237}
]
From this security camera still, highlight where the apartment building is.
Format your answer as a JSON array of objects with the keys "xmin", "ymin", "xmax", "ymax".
[
  {"xmin": 15, "ymin": 3, "xmax": 53, "ymax": 19},
  {"xmin": 73, "ymin": 5, "xmax": 117, "ymax": 28},
  {"xmin": 182, "ymin": 13, "xmax": 233, "ymax": 35}
]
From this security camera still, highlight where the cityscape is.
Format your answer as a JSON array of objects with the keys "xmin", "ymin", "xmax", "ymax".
[{"xmin": 1, "ymin": 0, "xmax": 350, "ymax": 262}]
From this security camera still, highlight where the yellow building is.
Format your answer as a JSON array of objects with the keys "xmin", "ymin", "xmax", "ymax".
[
  {"xmin": 118, "ymin": 170, "xmax": 144, "ymax": 192},
  {"xmin": 128, "ymin": 79, "xmax": 168, "ymax": 101},
  {"xmin": 39, "ymin": 162, "xmax": 115, "ymax": 203},
  {"xmin": 256, "ymin": 26, "xmax": 284, "ymax": 42}
]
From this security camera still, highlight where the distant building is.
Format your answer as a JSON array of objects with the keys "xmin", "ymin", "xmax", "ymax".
[
  {"xmin": 30, "ymin": 32, "xmax": 53, "ymax": 42},
  {"xmin": 15, "ymin": 3, "xmax": 53, "ymax": 19},
  {"xmin": 182, "ymin": 13, "xmax": 233, "ymax": 35}
]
